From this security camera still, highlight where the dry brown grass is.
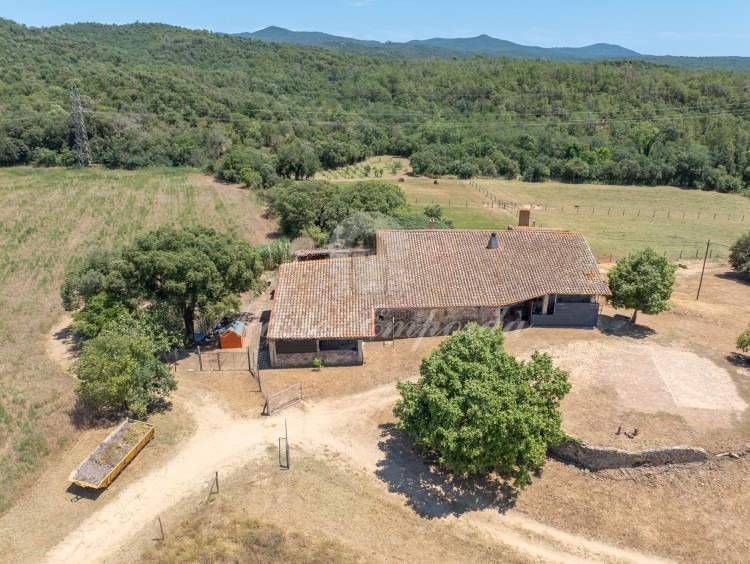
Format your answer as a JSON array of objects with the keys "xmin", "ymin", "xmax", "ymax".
[
  {"xmin": 136, "ymin": 454, "xmax": 529, "ymax": 564},
  {"xmin": 0, "ymin": 167, "xmax": 277, "ymax": 513},
  {"xmin": 142, "ymin": 499, "xmax": 360, "ymax": 564}
]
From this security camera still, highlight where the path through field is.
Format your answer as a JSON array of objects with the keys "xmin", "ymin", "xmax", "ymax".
[{"xmin": 44, "ymin": 384, "xmax": 669, "ymax": 563}]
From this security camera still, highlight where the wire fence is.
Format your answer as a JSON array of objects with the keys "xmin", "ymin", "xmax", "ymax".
[
  {"xmin": 198, "ymin": 348, "xmax": 254, "ymax": 372},
  {"xmin": 467, "ymin": 181, "xmax": 750, "ymax": 222},
  {"xmin": 596, "ymin": 249, "xmax": 724, "ymax": 264}
]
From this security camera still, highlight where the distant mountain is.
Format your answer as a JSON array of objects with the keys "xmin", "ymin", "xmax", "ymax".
[
  {"xmin": 237, "ymin": 25, "xmax": 378, "ymax": 47},
  {"xmin": 241, "ymin": 27, "xmax": 642, "ymax": 62},
  {"xmin": 551, "ymin": 43, "xmax": 641, "ymax": 59},
  {"xmin": 237, "ymin": 27, "xmax": 750, "ymax": 72}
]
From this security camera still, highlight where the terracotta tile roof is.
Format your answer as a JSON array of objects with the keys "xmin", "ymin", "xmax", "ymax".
[
  {"xmin": 268, "ymin": 256, "xmax": 381, "ymax": 340},
  {"xmin": 267, "ymin": 229, "xmax": 609, "ymax": 340}
]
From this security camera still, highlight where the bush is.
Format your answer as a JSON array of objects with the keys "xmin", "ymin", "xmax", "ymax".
[
  {"xmin": 729, "ymin": 231, "xmax": 750, "ymax": 274},
  {"xmin": 736, "ymin": 327, "xmax": 750, "ymax": 353},
  {"xmin": 257, "ymin": 239, "xmax": 291, "ymax": 270}
]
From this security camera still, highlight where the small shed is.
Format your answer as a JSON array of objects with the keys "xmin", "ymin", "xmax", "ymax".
[{"xmin": 219, "ymin": 321, "xmax": 247, "ymax": 349}]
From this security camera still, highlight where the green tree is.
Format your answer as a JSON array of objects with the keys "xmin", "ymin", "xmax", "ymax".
[
  {"xmin": 72, "ymin": 323, "xmax": 177, "ymax": 418},
  {"xmin": 60, "ymin": 249, "xmax": 130, "ymax": 311},
  {"xmin": 337, "ymin": 211, "xmax": 401, "ymax": 248},
  {"xmin": 217, "ymin": 146, "xmax": 276, "ymax": 188},
  {"xmin": 276, "ymin": 141, "xmax": 320, "ymax": 180},
  {"xmin": 607, "ymin": 247, "xmax": 677, "ymax": 324},
  {"xmin": 71, "ymin": 293, "xmax": 131, "ymax": 339},
  {"xmin": 736, "ymin": 327, "xmax": 750, "ymax": 353},
  {"xmin": 394, "ymin": 323, "xmax": 571, "ymax": 487},
  {"xmin": 729, "ymin": 232, "xmax": 750, "ymax": 275},
  {"xmin": 122, "ymin": 226, "xmax": 263, "ymax": 338},
  {"xmin": 423, "ymin": 203, "xmax": 443, "ymax": 220}
]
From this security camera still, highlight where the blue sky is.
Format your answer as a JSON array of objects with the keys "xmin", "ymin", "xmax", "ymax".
[{"xmin": 4, "ymin": 1, "xmax": 750, "ymax": 56}]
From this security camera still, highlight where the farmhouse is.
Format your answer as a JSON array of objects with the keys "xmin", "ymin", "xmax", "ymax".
[{"xmin": 267, "ymin": 229, "xmax": 610, "ymax": 368}]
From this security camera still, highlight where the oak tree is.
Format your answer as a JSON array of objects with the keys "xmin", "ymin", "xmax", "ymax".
[{"xmin": 394, "ymin": 323, "xmax": 571, "ymax": 487}]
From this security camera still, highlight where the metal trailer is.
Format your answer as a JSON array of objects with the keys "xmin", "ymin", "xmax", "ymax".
[{"xmin": 68, "ymin": 419, "xmax": 155, "ymax": 489}]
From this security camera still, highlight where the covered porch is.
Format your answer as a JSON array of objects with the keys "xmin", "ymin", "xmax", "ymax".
[
  {"xmin": 269, "ymin": 338, "xmax": 364, "ymax": 369},
  {"xmin": 530, "ymin": 294, "xmax": 600, "ymax": 328}
]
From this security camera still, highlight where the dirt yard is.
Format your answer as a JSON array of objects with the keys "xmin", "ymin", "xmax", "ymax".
[{"xmin": 2, "ymin": 261, "xmax": 748, "ymax": 563}]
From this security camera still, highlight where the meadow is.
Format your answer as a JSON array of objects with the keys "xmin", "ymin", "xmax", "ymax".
[
  {"xmin": 324, "ymin": 159, "xmax": 750, "ymax": 261},
  {"xmin": 0, "ymin": 167, "xmax": 276, "ymax": 512}
]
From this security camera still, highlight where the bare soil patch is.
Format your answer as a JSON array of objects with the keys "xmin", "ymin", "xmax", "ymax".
[{"xmin": 259, "ymin": 336, "xmax": 446, "ymax": 401}]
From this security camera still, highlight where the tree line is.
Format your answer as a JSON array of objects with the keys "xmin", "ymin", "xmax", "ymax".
[{"xmin": 2, "ymin": 18, "xmax": 750, "ymax": 193}]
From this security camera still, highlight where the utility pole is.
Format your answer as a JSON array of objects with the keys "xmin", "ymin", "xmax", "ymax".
[
  {"xmin": 696, "ymin": 240, "xmax": 710, "ymax": 301},
  {"xmin": 70, "ymin": 83, "xmax": 93, "ymax": 168}
]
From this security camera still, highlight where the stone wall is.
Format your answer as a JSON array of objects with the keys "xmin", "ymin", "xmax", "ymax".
[
  {"xmin": 550, "ymin": 440, "xmax": 708, "ymax": 471},
  {"xmin": 373, "ymin": 306, "xmax": 512, "ymax": 341},
  {"xmin": 270, "ymin": 348, "xmax": 362, "ymax": 369}
]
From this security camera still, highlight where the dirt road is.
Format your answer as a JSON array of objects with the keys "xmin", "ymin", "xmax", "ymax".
[{"xmin": 44, "ymin": 384, "xmax": 669, "ymax": 564}]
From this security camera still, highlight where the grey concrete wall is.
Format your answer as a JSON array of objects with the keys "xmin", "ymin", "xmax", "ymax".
[
  {"xmin": 550, "ymin": 440, "xmax": 709, "ymax": 471},
  {"xmin": 532, "ymin": 303, "xmax": 599, "ymax": 328},
  {"xmin": 373, "ymin": 306, "xmax": 508, "ymax": 341}
]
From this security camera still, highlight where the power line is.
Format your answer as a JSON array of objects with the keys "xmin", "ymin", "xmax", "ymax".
[
  {"xmin": 4, "ymin": 105, "xmax": 744, "ymax": 129},
  {"xmin": 69, "ymin": 83, "xmax": 93, "ymax": 168}
]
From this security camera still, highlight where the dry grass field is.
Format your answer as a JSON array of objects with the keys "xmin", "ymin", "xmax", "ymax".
[{"xmin": 0, "ymin": 167, "xmax": 277, "ymax": 513}]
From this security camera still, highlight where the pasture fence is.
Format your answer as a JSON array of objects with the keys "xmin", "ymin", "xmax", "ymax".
[
  {"xmin": 263, "ymin": 383, "xmax": 304, "ymax": 416},
  {"xmin": 466, "ymin": 180, "xmax": 749, "ymax": 222}
]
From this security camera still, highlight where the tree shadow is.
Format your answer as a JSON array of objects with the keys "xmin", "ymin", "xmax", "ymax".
[
  {"xmin": 716, "ymin": 270, "xmax": 750, "ymax": 286},
  {"xmin": 598, "ymin": 315, "xmax": 655, "ymax": 340},
  {"xmin": 374, "ymin": 424, "xmax": 518, "ymax": 519},
  {"xmin": 52, "ymin": 324, "xmax": 84, "ymax": 359},
  {"xmin": 726, "ymin": 352, "xmax": 750, "ymax": 369},
  {"xmin": 68, "ymin": 398, "xmax": 172, "ymax": 430}
]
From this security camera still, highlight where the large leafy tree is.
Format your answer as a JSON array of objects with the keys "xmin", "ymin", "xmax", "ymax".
[
  {"xmin": 729, "ymin": 232, "xmax": 750, "ymax": 275},
  {"xmin": 275, "ymin": 141, "xmax": 320, "ymax": 180},
  {"xmin": 607, "ymin": 247, "xmax": 677, "ymax": 324},
  {"xmin": 122, "ymin": 226, "xmax": 263, "ymax": 338},
  {"xmin": 267, "ymin": 180, "xmax": 407, "ymax": 238},
  {"xmin": 394, "ymin": 323, "xmax": 571, "ymax": 487},
  {"xmin": 72, "ymin": 321, "xmax": 177, "ymax": 418}
]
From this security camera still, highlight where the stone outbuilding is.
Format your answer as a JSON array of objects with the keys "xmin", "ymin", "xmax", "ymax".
[{"xmin": 266, "ymin": 229, "xmax": 610, "ymax": 368}]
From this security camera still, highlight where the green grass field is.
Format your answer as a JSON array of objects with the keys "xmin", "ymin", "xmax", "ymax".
[
  {"xmin": 363, "ymin": 174, "xmax": 750, "ymax": 262},
  {"xmin": 0, "ymin": 167, "xmax": 275, "ymax": 512}
]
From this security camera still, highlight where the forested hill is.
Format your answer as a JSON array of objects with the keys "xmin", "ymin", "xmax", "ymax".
[
  {"xmin": 2, "ymin": 18, "xmax": 750, "ymax": 193},
  {"xmin": 239, "ymin": 26, "xmax": 750, "ymax": 72}
]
